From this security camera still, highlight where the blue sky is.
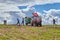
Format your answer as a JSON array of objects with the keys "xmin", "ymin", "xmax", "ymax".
[
  {"xmin": 18, "ymin": 3, "xmax": 60, "ymax": 24},
  {"xmin": 0, "ymin": 0, "xmax": 60, "ymax": 24},
  {"xmin": 33, "ymin": 3, "xmax": 60, "ymax": 12},
  {"xmin": 18, "ymin": 3, "xmax": 60, "ymax": 13}
]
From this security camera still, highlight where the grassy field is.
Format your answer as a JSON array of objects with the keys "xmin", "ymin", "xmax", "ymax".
[{"xmin": 0, "ymin": 25, "xmax": 60, "ymax": 40}]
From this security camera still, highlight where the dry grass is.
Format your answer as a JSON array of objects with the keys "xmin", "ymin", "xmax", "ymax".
[{"xmin": 0, "ymin": 25, "xmax": 60, "ymax": 40}]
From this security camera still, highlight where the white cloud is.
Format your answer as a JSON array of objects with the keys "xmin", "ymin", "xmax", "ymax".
[
  {"xmin": 0, "ymin": 0, "xmax": 60, "ymax": 24},
  {"xmin": 22, "ymin": 7, "xmax": 35, "ymax": 13},
  {"xmin": 43, "ymin": 9, "xmax": 60, "ymax": 24},
  {"xmin": 44, "ymin": 9, "xmax": 60, "ymax": 18},
  {"xmin": 0, "ymin": 0, "xmax": 60, "ymax": 6},
  {"xmin": 0, "ymin": 3, "xmax": 36, "ymax": 24},
  {"xmin": 0, "ymin": 4, "xmax": 27, "ymax": 24},
  {"xmin": 0, "ymin": 12, "xmax": 12, "ymax": 24}
]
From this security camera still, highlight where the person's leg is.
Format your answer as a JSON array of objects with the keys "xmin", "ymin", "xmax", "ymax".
[
  {"xmin": 18, "ymin": 22, "xmax": 20, "ymax": 26},
  {"xmin": 39, "ymin": 22, "xmax": 42, "ymax": 27},
  {"xmin": 53, "ymin": 21, "xmax": 55, "ymax": 25},
  {"xmin": 26, "ymin": 23, "xmax": 27, "ymax": 25},
  {"xmin": 35, "ymin": 22, "xmax": 38, "ymax": 26},
  {"xmin": 23, "ymin": 23, "xmax": 24, "ymax": 25},
  {"xmin": 34, "ymin": 21, "xmax": 38, "ymax": 27},
  {"xmin": 4, "ymin": 21, "xmax": 7, "ymax": 25},
  {"xmin": 54, "ymin": 22, "xmax": 55, "ymax": 24},
  {"xmin": 40, "ymin": 23, "xmax": 42, "ymax": 26},
  {"xmin": 37, "ymin": 23, "xmax": 38, "ymax": 26},
  {"xmin": 17, "ymin": 22, "xmax": 20, "ymax": 26},
  {"xmin": 31, "ymin": 22, "xmax": 33, "ymax": 26},
  {"xmin": 22, "ymin": 22, "xmax": 24, "ymax": 25}
]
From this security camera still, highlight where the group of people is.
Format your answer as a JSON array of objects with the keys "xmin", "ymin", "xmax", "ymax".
[
  {"xmin": 3, "ymin": 18, "xmax": 24, "ymax": 26},
  {"xmin": 3, "ymin": 17, "xmax": 56, "ymax": 26},
  {"xmin": 3, "ymin": 12, "xmax": 56, "ymax": 26},
  {"xmin": 16, "ymin": 16, "xmax": 42, "ymax": 26}
]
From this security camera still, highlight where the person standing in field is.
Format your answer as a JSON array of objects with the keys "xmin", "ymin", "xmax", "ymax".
[
  {"xmin": 4, "ymin": 20, "xmax": 7, "ymax": 25},
  {"xmin": 22, "ymin": 18, "xmax": 24, "ymax": 26},
  {"xmin": 25, "ymin": 17, "xmax": 28, "ymax": 25},
  {"xmin": 17, "ymin": 18, "xmax": 20, "ymax": 26},
  {"xmin": 53, "ymin": 19, "xmax": 56, "ymax": 25},
  {"xmin": 39, "ymin": 16, "xmax": 42, "ymax": 27},
  {"xmin": 32, "ymin": 12, "xmax": 42, "ymax": 27},
  {"xmin": 25, "ymin": 17, "xmax": 31, "ymax": 25}
]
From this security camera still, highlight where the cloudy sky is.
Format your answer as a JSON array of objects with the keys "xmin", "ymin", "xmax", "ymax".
[{"xmin": 0, "ymin": 0, "xmax": 60, "ymax": 24}]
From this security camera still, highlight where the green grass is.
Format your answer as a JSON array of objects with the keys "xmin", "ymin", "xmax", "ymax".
[{"xmin": 0, "ymin": 25, "xmax": 60, "ymax": 40}]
